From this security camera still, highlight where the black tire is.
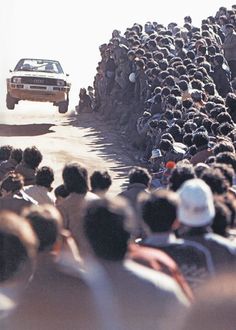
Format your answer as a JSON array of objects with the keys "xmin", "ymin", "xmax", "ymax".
[
  {"xmin": 6, "ymin": 93, "xmax": 16, "ymax": 110},
  {"xmin": 58, "ymin": 100, "xmax": 68, "ymax": 114}
]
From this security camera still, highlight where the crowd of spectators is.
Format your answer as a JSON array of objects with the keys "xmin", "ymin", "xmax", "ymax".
[
  {"xmin": 0, "ymin": 139, "xmax": 235, "ymax": 328},
  {"xmin": 2, "ymin": 4, "xmax": 236, "ymax": 329},
  {"xmin": 77, "ymin": 5, "xmax": 236, "ymax": 180}
]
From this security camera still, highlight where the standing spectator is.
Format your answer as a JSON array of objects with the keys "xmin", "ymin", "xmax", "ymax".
[
  {"xmin": 222, "ymin": 24, "xmax": 236, "ymax": 78},
  {"xmin": 212, "ymin": 54, "xmax": 232, "ymax": 97},
  {"xmin": 134, "ymin": 59, "xmax": 148, "ymax": 104}
]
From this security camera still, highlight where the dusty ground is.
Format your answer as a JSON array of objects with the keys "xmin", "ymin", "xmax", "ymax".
[{"xmin": 0, "ymin": 103, "xmax": 140, "ymax": 195}]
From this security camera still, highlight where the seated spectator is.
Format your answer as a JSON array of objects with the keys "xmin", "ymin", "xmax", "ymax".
[
  {"xmin": 15, "ymin": 146, "xmax": 43, "ymax": 186},
  {"xmin": 159, "ymin": 139, "xmax": 185, "ymax": 164},
  {"xmin": 0, "ymin": 148, "xmax": 23, "ymax": 181},
  {"xmin": 24, "ymin": 166, "xmax": 55, "ymax": 205},
  {"xmin": 90, "ymin": 170, "xmax": 112, "ymax": 197},
  {"xmin": 0, "ymin": 172, "xmax": 34, "ymax": 214},
  {"xmin": 75, "ymin": 88, "xmax": 92, "ymax": 114}
]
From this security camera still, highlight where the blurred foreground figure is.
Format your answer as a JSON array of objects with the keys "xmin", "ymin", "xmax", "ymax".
[
  {"xmin": 81, "ymin": 197, "xmax": 189, "ymax": 330},
  {"xmin": 0, "ymin": 211, "xmax": 38, "ymax": 325},
  {"xmin": 180, "ymin": 272, "xmax": 236, "ymax": 330},
  {"xmin": 5, "ymin": 205, "xmax": 103, "ymax": 330}
]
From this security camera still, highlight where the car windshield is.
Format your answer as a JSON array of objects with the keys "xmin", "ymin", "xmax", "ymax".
[{"xmin": 14, "ymin": 59, "xmax": 64, "ymax": 74}]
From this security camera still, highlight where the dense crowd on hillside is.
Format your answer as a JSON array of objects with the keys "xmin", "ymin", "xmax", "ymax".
[{"xmin": 2, "ymin": 4, "xmax": 236, "ymax": 330}]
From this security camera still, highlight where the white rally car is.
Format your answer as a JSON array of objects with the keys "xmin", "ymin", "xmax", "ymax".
[{"xmin": 6, "ymin": 58, "xmax": 71, "ymax": 113}]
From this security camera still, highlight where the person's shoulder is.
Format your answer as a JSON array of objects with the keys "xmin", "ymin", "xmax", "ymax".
[
  {"xmin": 205, "ymin": 232, "xmax": 236, "ymax": 253},
  {"xmin": 85, "ymin": 191, "xmax": 100, "ymax": 201},
  {"xmin": 124, "ymin": 259, "xmax": 189, "ymax": 306}
]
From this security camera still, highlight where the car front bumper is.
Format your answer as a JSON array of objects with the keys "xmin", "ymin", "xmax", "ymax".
[{"xmin": 8, "ymin": 83, "xmax": 70, "ymax": 102}]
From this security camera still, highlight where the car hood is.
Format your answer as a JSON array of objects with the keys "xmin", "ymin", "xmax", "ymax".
[{"xmin": 10, "ymin": 71, "xmax": 67, "ymax": 80}]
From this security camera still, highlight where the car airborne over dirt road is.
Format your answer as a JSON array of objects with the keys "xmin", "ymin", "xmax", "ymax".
[{"xmin": 6, "ymin": 58, "xmax": 71, "ymax": 113}]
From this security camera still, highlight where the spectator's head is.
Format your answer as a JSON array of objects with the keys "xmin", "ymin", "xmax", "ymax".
[
  {"xmin": 225, "ymin": 93, "xmax": 236, "ymax": 113},
  {"xmin": 83, "ymin": 197, "xmax": 135, "ymax": 261},
  {"xmin": 128, "ymin": 167, "xmax": 151, "ymax": 187},
  {"xmin": 0, "ymin": 145, "xmax": 13, "ymax": 162},
  {"xmin": 194, "ymin": 163, "xmax": 210, "ymax": 178},
  {"xmin": 183, "ymin": 133, "xmax": 193, "ymax": 147},
  {"xmin": 169, "ymin": 164, "xmax": 195, "ymax": 191},
  {"xmin": 36, "ymin": 166, "xmax": 54, "ymax": 190},
  {"xmin": 216, "ymin": 112, "xmax": 233, "ymax": 124},
  {"xmin": 160, "ymin": 139, "xmax": 173, "ymax": 153},
  {"xmin": 178, "ymin": 80, "xmax": 188, "ymax": 92},
  {"xmin": 200, "ymin": 168, "xmax": 228, "ymax": 195},
  {"xmin": 0, "ymin": 172, "xmax": 24, "ymax": 196},
  {"xmin": 90, "ymin": 170, "xmax": 112, "ymax": 194},
  {"xmin": 218, "ymin": 122, "xmax": 234, "ymax": 136},
  {"xmin": 54, "ymin": 184, "xmax": 69, "ymax": 207},
  {"xmin": 62, "ymin": 163, "xmax": 88, "ymax": 194},
  {"xmin": 216, "ymin": 152, "xmax": 236, "ymax": 173},
  {"xmin": 192, "ymin": 132, "xmax": 209, "ymax": 148},
  {"xmin": 22, "ymin": 146, "xmax": 43, "ymax": 170},
  {"xmin": 214, "ymin": 54, "xmax": 224, "ymax": 66},
  {"xmin": 161, "ymin": 133, "xmax": 175, "ymax": 143},
  {"xmin": 204, "ymin": 83, "xmax": 216, "ymax": 96},
  {"xmin": 9, "ymin": 148, "xmax": 23, "ymax": 164},
  {"xmin": 23, "ymin": 204, "xmax": 62, "ymax": 252},
  {"xmin": 141, "ymin": 190, "xmax": 179, "ymax": 233},
  {"xmin": 177, "ymin": 178, "xmax": 215, "ymax": 227},
  {"xmin": 0, "ymin": 211, "xmax": 38, "ymax": 282},
  {"xmin": 212, "ymin": 163, "xmax": 234, "ymax": 187}
]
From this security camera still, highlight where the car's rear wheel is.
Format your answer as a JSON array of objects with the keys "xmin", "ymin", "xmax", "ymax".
[
  {"xmin": 58, "ymin": 100, "xmax": 68, "ymax": 113},
  {"xmin": 6, "ymin": 93, "xmax": 16, "ymax": 110}
]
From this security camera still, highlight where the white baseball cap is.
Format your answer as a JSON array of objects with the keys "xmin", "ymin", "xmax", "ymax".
[{"xmin": 177, "ymin": 178, "xmax": 215, "ymax": 227}]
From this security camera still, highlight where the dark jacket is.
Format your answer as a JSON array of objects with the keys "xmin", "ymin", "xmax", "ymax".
[{"xmin": 213, "ymin": 65, "xmax": 232, "ymax": 98}]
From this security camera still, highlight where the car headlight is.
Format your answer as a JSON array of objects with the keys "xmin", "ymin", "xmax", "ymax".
[
  {"xmin": 12, "ymin": 77, "xmax": 22, "ymax": 83},
  {"xmin": 57, "ymin": 79, "xmax": 65, "ymax": 86}
]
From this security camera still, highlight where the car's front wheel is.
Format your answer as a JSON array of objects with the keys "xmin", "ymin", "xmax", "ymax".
[
  {"xmin": 58, "ymin": 100, "xmax": 68, "ymax": 113},
  {"xmin": 6, "ymin": 93, "xmax": 16, "ymax": 110}
]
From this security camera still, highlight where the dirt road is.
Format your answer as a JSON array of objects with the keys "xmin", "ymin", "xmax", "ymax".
[{"xmin": 0, "ymin": 102, "xmax": 138, "ymax": 195}]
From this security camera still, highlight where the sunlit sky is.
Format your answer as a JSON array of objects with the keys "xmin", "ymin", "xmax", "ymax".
[{"xmin": 0, "ymin": 0, "xmax": 235, "ymax": 107}]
